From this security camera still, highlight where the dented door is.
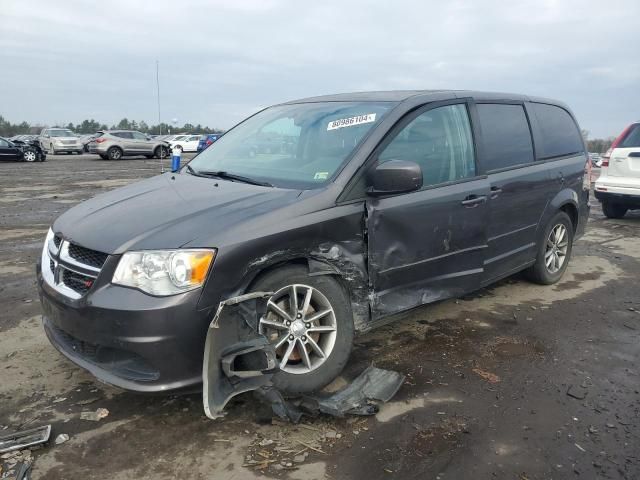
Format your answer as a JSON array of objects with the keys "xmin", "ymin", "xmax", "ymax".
[
  {"xmin": 364, "ymin": 102, "xmax": 490, "ymax": 319},
  {"xmin": 366, "ymin": 179, "xmax": 490, "ymax": 318}
]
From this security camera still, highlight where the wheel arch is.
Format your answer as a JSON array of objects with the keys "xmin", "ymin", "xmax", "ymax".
[
  {"xmin": 234, "ymin": 252, "xmax": 370, "ymax": 332},
  {"xmin": 547, "ymin": 188, "xmax": 580, "ymax": 232}
]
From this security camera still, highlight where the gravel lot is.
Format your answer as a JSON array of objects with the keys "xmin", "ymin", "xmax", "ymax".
[{"xmin": 0, "ymin": 155, "xmax": 638, "ymax": 479}]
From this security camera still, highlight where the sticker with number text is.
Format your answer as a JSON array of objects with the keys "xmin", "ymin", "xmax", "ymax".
[{"xmin": 327, "ymin": 113, "xmax": 377, "ymax": 131}]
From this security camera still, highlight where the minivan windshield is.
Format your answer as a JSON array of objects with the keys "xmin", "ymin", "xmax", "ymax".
[
  {"xmin": 186, "ymin": 102, "xmax": 393, "ymax": 189},
  {"xmin": 49, "ymin": 129, "xmax": 76, "ymax": 137}
]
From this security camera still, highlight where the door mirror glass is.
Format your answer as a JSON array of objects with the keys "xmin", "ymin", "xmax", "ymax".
[{"xmin": 367, "ymin": 159, "xmax": 423, "ymax": 196}]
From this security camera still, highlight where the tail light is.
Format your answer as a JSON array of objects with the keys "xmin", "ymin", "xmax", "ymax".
[
  {"xmin": 206, "ymin": 139, "xmax": 213, "ymax": 146},
  {"xmin": 602, "ymin": 123, "xmax": 634, "ymax": 167},
  {"xmin": 95, "ymin": 137, "xmax": 107, "ymax": 143}
]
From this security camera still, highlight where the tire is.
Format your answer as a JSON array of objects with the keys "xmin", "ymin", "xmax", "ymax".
[
  {"xmin": 525, "ymin": 211, "xmax": 573, "ymax": 285},
  {"xmin": 23, "ymin": 149, "xmax": 37, "ymax": 162},
  {"xmin": 107, "ymin": 147, "xmax": 123, "ymax": 160},
  {"xmin": 154, "ymin": 146, "xmax": 168, "ymax": 159},
  {"xmin": 602, "ymin": 200, "xmax": 627, "ymax": 219},
  {"xmin": 250, "ymin": 264, "xmax": 354, "ymax": 394}
]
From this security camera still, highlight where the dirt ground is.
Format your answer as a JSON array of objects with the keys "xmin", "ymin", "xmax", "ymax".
[{"xmin": 0, "ymin": 155, "xmax": 638, "ymax": 479}]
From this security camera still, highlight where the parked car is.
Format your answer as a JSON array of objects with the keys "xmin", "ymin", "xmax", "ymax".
[
  {"xmin": 0, "ymin": 136, "xmax": 46, "ymax": 162},
  {"xmin": 594, "ymin": 122, "xmax": 640, "ymax": 218},
  {"xmin": 37, "ymin": 90, "xmax": 589, "ymax": 403},
  {"xmin": 87, "ymin": 130, "xmax": 170, "ymax": 160},
  {"xmin": 169, "ymin": 134, "xmax": 202, "ymax": 152},
  {"xmin": 38, "ymin": 128, "xmax": 83, "ymax": 155},
  {"xmin": 197, "ymin": 133, "xmax": 223, "ymax": 152}
]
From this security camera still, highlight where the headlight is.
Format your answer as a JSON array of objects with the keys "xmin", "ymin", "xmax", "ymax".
[
  {"xmin": 54, "ymin": 140, "xmax": 63, "ymax": 145},
  {"xmin": 113, "ymin": 249, "xmax": 216, "ymax": 296}
]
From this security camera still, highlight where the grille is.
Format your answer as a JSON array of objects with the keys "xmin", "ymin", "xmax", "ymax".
[
  {"xmin": 68, "ymin": 243, "xmax": 108, "ymax": 269},
  {"xmin": 53, "ymin": 235, "xmax": 62, "ymax": 248},
  {"xmin": 61, "ymin": 140, "xmax": 76, "ymax": 145},
  {"xmin": 62, "ymin": 268, "xmax": 94, "ymax": 295}
]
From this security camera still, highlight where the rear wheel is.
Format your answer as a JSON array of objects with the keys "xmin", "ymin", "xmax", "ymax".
[
  {"xmin": 525, "ymin": 211, "xmax": 573, "ymax": 285},
  {"xmin": 602, "ymin": 200, "xmax": 627, "ymax": 219},
  {"xmin": 251, "ymin": 265, "xmax": 354, "ymax": 394},
  {"xmin": 107, "ymin": 147, "xmax": 123, "ymax": 160}
]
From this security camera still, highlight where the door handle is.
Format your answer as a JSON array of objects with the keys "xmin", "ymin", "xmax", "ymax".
[
  {"xmin": 490, "ymin": 186, "xmax": 502, "ymax": 199},
  {"xmin": 461, "ymin": 195, "xmax": 487, "ymax": 207}
]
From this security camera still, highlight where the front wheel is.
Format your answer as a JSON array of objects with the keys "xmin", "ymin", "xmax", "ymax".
[
  {"xmin": 154, "ymin": 146, "xmax": 169, "ymax": 159},
  {"xmin": 23, "ymin": 149, "xmax": 38, "ymax": 162},
  {"xmin": 525, "ymin": 211, "xmax": 573, "ymax": 285},
  {"xmin": 251, "ymin": 265, "xmax": 354, "ymax": 394},
  {"xmin": 107, "ymin": 147, "xmax": 123, "ymax": 160},
  {"xmin": 602, "ymin": 200, "xmax": 627, "ymax": 219}
]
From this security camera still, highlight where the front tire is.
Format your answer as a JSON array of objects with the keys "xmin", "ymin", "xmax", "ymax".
[
  {"xmin": 602, "ymin": 200, "xmax": 627, "ymax": 219},
  {"xmin": 525, "ymin": 211, "xmax": 573, "ymax": 285},
  {"xmin": 23, "ymin": 149, "xmax": 37, "ymax": 162},
  {"xmin": 251, "ymin": 265, "xmax": 354, "ymax": 394},
  {"xmin": 154, "ymin": 146, "xmax": 169, "ymax": 159},
  {"xmin": 107, "ymin": 147, "xmax": 123, "ymax": 160}
]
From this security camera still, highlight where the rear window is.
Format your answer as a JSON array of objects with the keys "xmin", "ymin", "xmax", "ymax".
[
  {"xmin": 530, "ymin": 103, "xmax": 583, "ymax": 158},
  {"xmin": 621, "ymin": 124, "xmax": 640, "ymax": 148},
  {"xmin": 477, "ymin": 104, "xmax": 534, "ymax": 171}
]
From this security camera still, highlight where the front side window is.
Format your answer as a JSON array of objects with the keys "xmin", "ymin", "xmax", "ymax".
[
  {"xmin": 132, "ymin": 132, "xmax": 148, "ymax": 140},
  {"xmin": 378, "ymin": 104, "xmax": 476, "ymax": 187},
  {"xmin": 188, "ymin": 102, "xmax": 393, "ymax": 189},
  {"xmin": 0, "ymin": 139, "xmax": 9, "ymax": 147},
  {"xmin": 477, "ymin": 104, "xmax": 534, "ymax": 171}
]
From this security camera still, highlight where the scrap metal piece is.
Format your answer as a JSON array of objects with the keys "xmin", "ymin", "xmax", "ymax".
[
  {"xmin": 302, "ymin": 366, "xmax": 405, "ymax": 417},
  {"xmin": 203, "ymin": 292, "xmax": 278, "ymax": 419},
  {"xmin": 0, "ymin": 424, "xmax": 51, "ymax": 454}
]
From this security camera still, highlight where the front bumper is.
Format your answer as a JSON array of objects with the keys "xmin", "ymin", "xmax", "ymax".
[{"xmin": 37, "ymin": 260, "xmax": 211, "ymax": 392}]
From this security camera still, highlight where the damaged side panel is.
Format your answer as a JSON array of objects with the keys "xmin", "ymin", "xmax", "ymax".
[{"xmin": 365, "ymin": 178, "xmax": 490, "ymax": 319}]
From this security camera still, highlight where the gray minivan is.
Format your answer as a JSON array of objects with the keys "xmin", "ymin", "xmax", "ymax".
[{"xmin": 38, "ymin": 90, "xmax": 589, "ymax": 402}]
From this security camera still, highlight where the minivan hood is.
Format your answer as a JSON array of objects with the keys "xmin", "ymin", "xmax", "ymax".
[{"xmin": 53, "ymin": 173, "xmax": 303, "ymax": 254}]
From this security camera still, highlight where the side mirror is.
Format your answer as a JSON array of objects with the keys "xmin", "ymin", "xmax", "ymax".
[{"xmin": 367, "ymin": 159, "xmax": 423, "ymax": 196}]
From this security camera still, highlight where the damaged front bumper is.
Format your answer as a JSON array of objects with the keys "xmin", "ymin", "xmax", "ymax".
[
  {"xmin": 203, "ymin": 292, "xmax": 405, "ymax": 421},
  {"xmin": 203, "ymin": 292, "xmax": 278, "ymax": 419}
]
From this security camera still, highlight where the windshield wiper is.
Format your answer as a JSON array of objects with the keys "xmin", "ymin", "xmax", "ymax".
[
  {"xmin": 185, "ymin": 164, "xmax": 206, "ymax": 177},
  {"xmin": 198, "ymin": 170, "xmax": 273, "ymax": 187}
]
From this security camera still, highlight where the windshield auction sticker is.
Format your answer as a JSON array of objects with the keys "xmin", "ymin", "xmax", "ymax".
[{"xmin": 327, "ymin": 113, "xmax": 377, "ymax": 131}]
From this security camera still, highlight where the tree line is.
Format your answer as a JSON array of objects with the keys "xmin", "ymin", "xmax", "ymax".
[
  {"xmin": 0, "ymin": 115, "xmax": 615, "ymax": 152},
  {"xmin": 0, "ymin": 116, "xmax": 223, "ymax": 137}
]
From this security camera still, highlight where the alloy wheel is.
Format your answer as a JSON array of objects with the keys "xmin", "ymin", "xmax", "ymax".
[
  {"xmin": 258, "ymin": 284, "xmax": 337, "ymax": 374},
  {"xmin": 545, "ymin": 224, "xmax": 569, "ymax": 274}
]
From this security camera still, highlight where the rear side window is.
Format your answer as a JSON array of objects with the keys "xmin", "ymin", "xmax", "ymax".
[
  {"xmin": 114, "ymin": 132, "xmax": 133, "ymax": 139},
  {"xmin": 530, "ymin": 103, "xmax": 583, "ymax": 158},
  {"xmin": 477, "ymin": 104, "xmax": 534, "ymax": 171},
  {"xmin": 621, "ymin": 124, "xmax": 640, "ymax": 148}
]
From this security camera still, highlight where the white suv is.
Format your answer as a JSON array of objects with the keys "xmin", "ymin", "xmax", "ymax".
[{"xmin": 595, "ymin": 122, "xmax": 640, "ymax": 218}]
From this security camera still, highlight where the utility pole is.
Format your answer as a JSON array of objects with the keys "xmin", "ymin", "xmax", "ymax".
[{"xmin": 156, "ymin": 60, "xmax": 165, "ymax": 172}]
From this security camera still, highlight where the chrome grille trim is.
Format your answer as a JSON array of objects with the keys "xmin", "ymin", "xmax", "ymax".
[{"xmin": 42, "ymin": 238, "xmax": 106, "ymax": 299}]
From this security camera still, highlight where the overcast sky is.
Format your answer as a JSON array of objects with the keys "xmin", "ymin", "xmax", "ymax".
[{"xmin": 1, "ymin": 0, "xmax": 638, "ymax": 137}]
